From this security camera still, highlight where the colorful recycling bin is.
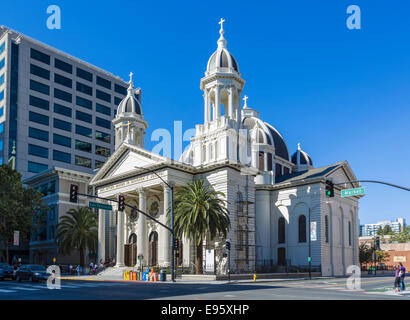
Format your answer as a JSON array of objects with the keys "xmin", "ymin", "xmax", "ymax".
[{"xmin": 142, "ymin": 272, "xmax": 149, "ymax": 281}]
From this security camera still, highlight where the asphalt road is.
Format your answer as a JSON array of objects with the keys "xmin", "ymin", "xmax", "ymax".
[{"xmin": 0, "ymin": 275, "xmax": 408, "ymax": 300}]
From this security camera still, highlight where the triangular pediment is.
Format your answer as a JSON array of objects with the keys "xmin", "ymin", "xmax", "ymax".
[
  {"xmin": 325, "ymin": 161, "xmax": 359, "ymax": 188},
  {"xmin": 90, "ymin": 143, "xmax": 168, "ymax": 185}
]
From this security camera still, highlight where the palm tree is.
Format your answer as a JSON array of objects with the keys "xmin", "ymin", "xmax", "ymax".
[
  {"xmin": 56, "ymin": 207, "xmax": 98, "ymax": 267},
  {"xmin": 172, "ymin": 180, "xmax": 230, "ymax": 274}
]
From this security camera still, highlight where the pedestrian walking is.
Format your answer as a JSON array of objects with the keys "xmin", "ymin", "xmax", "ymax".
[
  {"xmin": 399, "ymin": 262, "xmax": 406, "ymax": 291},
  {"xmin": 77, "ymin": 265, "xmax": 81, "ymax": 276},
  {"xmin": 89, "ymin": 261, "xmax": 94, "ymax": 274},
  {"xmin": 394, "ymin": 265, "xmax": 401, "ymax": 292},
  {"xmin": 69, "ymin": 264, "xmax": 73, "ymax": 275}
]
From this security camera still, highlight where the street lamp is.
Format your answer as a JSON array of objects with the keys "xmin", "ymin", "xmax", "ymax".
[{"xmin": 134, "ymin": 165, "xmax": 175, "ymax": 282}]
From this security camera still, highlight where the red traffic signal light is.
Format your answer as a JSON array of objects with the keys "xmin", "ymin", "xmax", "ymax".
[
  {"xmin": 70, "ymin": 184, "xmax": 78, "ymax": 202},
  {"xmin": 118, "ymin": 195, "xmax": 125, "ymax": 211},
  {"xmin": 325, "ymin": 180, "xmax": 334, "ymax": 198},
  {"xmin": 174, "ymin": 238, "xmax": 179, "ymax": 250}
]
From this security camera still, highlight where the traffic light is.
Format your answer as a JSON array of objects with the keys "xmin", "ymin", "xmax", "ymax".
[
  {"xmin": 118, "ymin": 195, "xmax": 125, "ymax": 211},
  {"xmin": 325, "ymin": 180, "xmax": 334, "ymax": 197},
  {"xmin": 226, "ymin": 240, "xmax": 231, "ymax": 251},
  {"xmin": 70, "ymin": 184, "xmax": 78, "ymax": 202},
  {"xmin": 174, "ymin": 238, "xmax": 179, "ymax": 251},
  {"xmin": 375, "ymin": 236, "xmax": 380, "ymax": 250}
]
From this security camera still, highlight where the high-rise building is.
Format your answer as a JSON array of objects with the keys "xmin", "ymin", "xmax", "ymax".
[
  {"xmin": 0, "ymin": 26, "xmax": 140, "ymax": 179},
  {"xmin": 359, "ymin": 218, "xmax": 407, "ymax": 236}
]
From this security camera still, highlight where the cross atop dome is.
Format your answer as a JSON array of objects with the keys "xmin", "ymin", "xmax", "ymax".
[
  {"xmin": 297, "ymin": 142, "xmax": 301, "ymax": 150},
  {"xmin": 129, "ymin": 72, "xmax": 133, "ymax": 83},
  {"xmin": 219, "ymin": 18, "xmax": 225, "ymax": 35},
  {"xmin": 127, "ymin": 71, "xmax": 135, "ymax": 92},
  {"xmin": 243, "ymin": 95, "xmax": 249, "ymax": 108}
]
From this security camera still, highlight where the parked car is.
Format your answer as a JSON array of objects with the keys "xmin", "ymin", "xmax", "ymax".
[
  {"xmin": 15, "ymin": 265, "xmax": 51, "ymax": 282},
  {"xmin": 0, "ymin": 263, "xmax": 14, "ymax": 280},
  {"xmin": 377, "ymin": 263, "xmax": 387, "ymax": 270}
]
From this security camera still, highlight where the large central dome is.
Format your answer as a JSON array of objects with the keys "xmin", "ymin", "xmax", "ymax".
[{"xmin": 205, "ymin": 18, "xmax": 240, "ymax": 75}]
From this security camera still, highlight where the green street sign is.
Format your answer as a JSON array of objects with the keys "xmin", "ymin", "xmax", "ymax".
[
  {"xmin": 89, "ymin": 201, "xmax": 112, "ymax": 211},
  {"xmin": 308, "ymin": 257, "xmax": 311, "ymax": 262},
  {"xmin": 341, "ymin": 187, "xmax": 365, "ymax": 197}
]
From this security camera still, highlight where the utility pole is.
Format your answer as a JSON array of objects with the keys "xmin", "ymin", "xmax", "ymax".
[{"xmin": 308, "ymin": 207, "xmax": 311, "ymax": 280}]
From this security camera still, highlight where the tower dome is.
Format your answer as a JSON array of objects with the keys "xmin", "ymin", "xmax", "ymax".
[
  {"xmin": 117, "ymin": 72, "xmax": 142, "ymax": 116},
  {"xmin": 205, "ymin": 18, "xmax": 240, "ymax": 75},
  {"xmin": 291, "ymin": 143, "xmax": 313, "ymax": 172}
]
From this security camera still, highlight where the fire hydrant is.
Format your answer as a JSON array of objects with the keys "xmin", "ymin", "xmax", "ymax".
[{"xmin": 253, "ymin": 274, "xmax": 257, "ymax": 281}]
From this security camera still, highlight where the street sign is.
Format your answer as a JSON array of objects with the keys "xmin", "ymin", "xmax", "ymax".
[
  {"xmin": 89, "ymin": 201, "xmax": 112, "ymax": 211},
  {"xmin": 308, "ymin": 257, "xmax": 311, "ymax": 262},
  {"xmin": 341, "ymin": 187, "xmax": 365, "ymax": 197}
]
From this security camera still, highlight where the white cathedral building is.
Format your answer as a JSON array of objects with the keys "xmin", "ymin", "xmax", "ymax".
[{"xmin": 90, "ymin": 20, "xmax": 361, "ymax": 277}]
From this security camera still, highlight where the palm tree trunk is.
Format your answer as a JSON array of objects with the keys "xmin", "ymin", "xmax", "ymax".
[
  {"xmin": 79, "ymin": 249, "xmax": 85, "ymax": 268},
  {"xmin": 196, "ymin": 242, "xmax": 203, "ymax": 274}
]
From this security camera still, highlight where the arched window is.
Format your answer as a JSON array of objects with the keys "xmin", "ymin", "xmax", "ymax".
[
  {"xmin": 258, "ymin": 151, "xmax": 264, "ymax": 171},
  {"xmin": 325, "ymin": 215, "xmax": 329, "ymax": 243},
  {"xmin": 298, "ymin": 215, "xmax": 306, "ymax": 243},
  {"xmin": 149, "ymin": 231, "xmax": 158, "ymax": 266},
  {"xmin": 278, "ymin": 217, "xmax": 286, "ymax": 244},
  {"xmin": 348, "ymin": 221, "xmax": 352, "ymax": 246}
]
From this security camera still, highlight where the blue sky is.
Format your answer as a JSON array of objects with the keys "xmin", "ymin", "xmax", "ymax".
[{"xmin": 1, "ymin": 0, "xmax": 409, "ymax": 224}]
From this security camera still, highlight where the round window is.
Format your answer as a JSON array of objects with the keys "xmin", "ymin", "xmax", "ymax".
[{"xmin": 149, "ymin": 201, "xmax": 159, "ymax": 217}]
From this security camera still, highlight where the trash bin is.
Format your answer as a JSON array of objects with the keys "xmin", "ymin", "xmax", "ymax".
[
  {"xmin": 160, "ymin": 269, "xmax": 167, "ymax": 281},
  {"xmin": 142, "ymin": 272, "xmax": 149, "ymax": 281}
]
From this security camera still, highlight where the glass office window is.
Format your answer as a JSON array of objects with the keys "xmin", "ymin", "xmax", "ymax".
[
  {"xmin": 30, "ymin": 64, "xmax": 50, "ymax": 80},
  {"xmin": 54, "ymin": 103, "xmax": 72, "ymax": 117},
  {"xmin": 30, "ymin": 48, "xmax": 50, "ymax": 65},
  {"xmin": 76, "ymin": 110, "xmax": 92, "ymax": 123},
  {"xmin": 0, "ymin": 58, "xmax": 4, "ymax": 71},
  {"xmin": 75, "ymin": 125, "xmax": 92, "ymax": 138},
  {"xmin": 0, "ymin": 74, "xmax": 4, "ymax": 86},
  {"xmin": 30, "ymin": 79, "xmax": 50, "ymax": 95},
  {"xmin": 54, "ymin": 73, "xmax": 72, "ymax": 88},
  {"xmin": 96, "ymin": 76, "xmax": 111, "ymax": 89},
  {"xmin": 114, "ymin": 84, "xmax": 127, "ymax": 95},
  {"xmin": 95, "ymin": 145, "xmax": 110, "ymax": 157},
  {"xmin": 96, "ymin": 103, "xmax": 110, "ymax": 116},
  {"xmin": 29, "ymin": 127, "xmax": 49, "ymax": 142},
  {"xmin": 28, "ymin": 161, "xmax": 48, "ymax": 173},
  {"xmin": 0, "ymin": 122, "xmax": 3, "ymax": 134},
  {"xmin": 54, "ymin": 88, "xmax": 72, "ymax": 103},
  {"xmin": 29, "ymin": 95, "xmax": 49, "ymax": 111},
  {"xmin": 75, "ymin": 140, "xmax": 92, "ymax": 153},
  {"xmin": 96, "ymin": 89, "xmax": 111, "ymax": 103},
  {"xmin": 0, "ymin": 90, "xmax": 3, "ymax": 102},
  {"xmin": 96, "ymin": 117, "xmax": 111, "ymax": 129},
  {"xmin": 75, "ymin": 155, "xmax": 91, "ymax": 168},
  {"xmin": 53, "ymin": 118, "xmax": 72, "ymax": 132},
  {"xmin": 76, "ymin": 68, "xmax": 93, "ymax": 82},
  {"xmin": 53, "ymin": 133, "xmax": 71, "ymax": 147},
  {"xmin": 53, "ymin": 150, "xmax": 71, "ymax": 163},
  {"xmin": 54, "ymin": 58, "xmax": 72, "ymax": 74},
  {"xmin": 76, "ymin": 82, "xmax": 92, "ymax": 96},
  {"xmin": 0, "ymin": 106, "xmax": 3, "ymax": 117},
  {"xmin": 76, "ymin": 96, "xmax": 92, "ymax": 110},
  {"xmin": 28, "ymin": 144, "xmax": 48, "ymax": 159},
  {"xmin": 95, "ymin": 159, "xmax": 104, "ymax": 169},
  {"xmin": 0, "ymin": 42, "xmax": 4, "ymax": 55},
  {"xmin": 95, "ymin": 131, "xmax": 110, "ymax": 144},
  {"xmin": 29, "ymin": 111, "xmax": 49, "ymax": 126},
  {"xmin": 114, "ymin": 97, "xmax": 122, "ymax": 106}
]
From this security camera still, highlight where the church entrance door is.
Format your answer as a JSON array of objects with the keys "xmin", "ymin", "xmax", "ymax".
[{"xmin": 278, "ymin": 247, "xmax": 286, "ymax": 266}]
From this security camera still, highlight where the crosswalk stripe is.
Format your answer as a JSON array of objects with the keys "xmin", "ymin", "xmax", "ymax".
[
  {"xmin": 10, "ymin": 286, "xmax": 40, "ymax": 291},
  {"xmin": 0, "ymin": 289, "xmax": 17, "ymax": 293}
]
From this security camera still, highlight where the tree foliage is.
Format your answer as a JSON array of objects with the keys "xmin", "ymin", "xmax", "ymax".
[
  {"xmin": 172, "ymin": 180, "xmax": 230, "ymax": 274},
  {"xmin": 0, "ymin": 164, "xmax": 48, "ymax": 262},
  {"xmin": 390, "ymin": 226, "xmax": 410, "ymax": 243},
  {"xmin": 56, "ymin": 207, "xmax": 98, "ymax": 267}
]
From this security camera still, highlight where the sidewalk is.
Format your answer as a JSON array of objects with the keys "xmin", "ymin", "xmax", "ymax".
[{"xmin": 59, "ymin": 273, "xmax": 335, "ymax": 285}]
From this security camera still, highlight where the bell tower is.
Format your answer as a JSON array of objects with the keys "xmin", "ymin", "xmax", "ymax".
[{"xmin": 112, "ymin": 72, "xmax": 148, "ymax": 150}]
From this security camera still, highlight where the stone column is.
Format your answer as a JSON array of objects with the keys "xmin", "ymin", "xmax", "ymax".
[
  {"xmin": 236, "ymin": 90, "xmax": 241, "ymax": 123},
  {"xmin": 215, "ymin": 86, "xmax": 220, "ymax": 120},
  {"xmin": 115, "ymin": 207, "xmax": 125, "ymax": 267},
  {"xmin": 159, "ymin": 183, "xmax": 171, "ymax": 267},
  {"xmin": 98, "ymin": 208, "xmax": 105, "ymax": 263},
  {"xmin": 204, "ymin": 92, "xmax": 210, "ymax": 123},
  {"xmin": 137, "ymin": 188, "xmax": 147, "ymax": 266},
  {"xmin": 228, "ymin": 86, "xmax": 234, "ymax": 119}
]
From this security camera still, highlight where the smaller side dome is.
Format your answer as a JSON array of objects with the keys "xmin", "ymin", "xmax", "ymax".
[
  {"xmin": 117, "ymin": 72, "xmax": 142, "ymax": 116},
  {"xmin": 291, "ymin": 143, "xmax": 313, "ymax": 172}
]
